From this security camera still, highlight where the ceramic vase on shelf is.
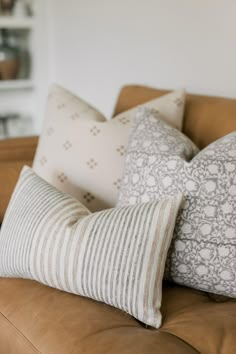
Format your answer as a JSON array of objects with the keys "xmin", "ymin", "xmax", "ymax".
[
  {"xmin": 13, "ymin": 0, "xmax": 31, "ymax": 18},
  {"xmin": 0, "ymin": 0, "xmax": 16, "ymax": 15},
  {"xmin": 0, "ymin": 29, "xmax": 20, "ymax": 80},
  {"xmin": 24, "ymin": 0, "xmax": 33, "ymax": 16}
]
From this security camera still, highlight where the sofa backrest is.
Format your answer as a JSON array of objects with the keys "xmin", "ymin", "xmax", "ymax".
[
  {"xmin": 1, "ymin": 85, "xmax": 236, "ymax": 222},
  {"xmin": 113, "ymin": 85, "xmax": 236, "ymax": 149}
]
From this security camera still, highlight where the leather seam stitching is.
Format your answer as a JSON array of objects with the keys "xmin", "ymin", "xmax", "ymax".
[
  {"xmin": 160, "ymin": 329, "xmax": 201, "ymax": 354},
  {"xmin": 0, "ymin": 311, "xmax": 41, "ymax": 354}
]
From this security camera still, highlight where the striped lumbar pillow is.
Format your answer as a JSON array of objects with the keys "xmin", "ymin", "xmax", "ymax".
[{"xmin": 0, "ymin": 167, "xmax": 183, "ymax": 328}]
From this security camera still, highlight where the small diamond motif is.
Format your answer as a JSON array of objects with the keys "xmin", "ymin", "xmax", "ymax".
[
  {"xmin": 58, "ymin": 173, "xmax": 68, "ymax": 183},
  {"xmin": 63, "ymin": 140, "xmax": 72, "ymax": 150},
  {"xmin": 40, "ymin": 156, "xmax": 47, "ymax": 166},
  {"xmin": 70, "ymin": 112, "xmax": 80, "ymax": 120},
  {"xmin": 118, "ymin": 116, "xmax": 130, "ymax": 125},
  {"xmin": 87, "ymin": 158, "xmax": 98, "ymax": 169},
  {"xmin": 174, "ymin": 98, "xmax": 184, "ymax": 106},
  {"xmin": 116, "ymin": 145, "xmax": 126, "ymax": 156},
  {"xmin": 90, "ymin": 126, "xmax": 101, "ymax": 136},
  {"xmin": 83, "ymin": 192, "xmax": 95, "ymax": 203},
  {"xmin": 113, "ymin": 178, "xmax": 121, "ymax": 189},
  {"xmin": 47, "ymin": 126, "xmax": 54, "ymax": 136},
  {"xmin": 57, "ymin": 103, "xmax": 66, "ymax": 110},
  {"xmin": 48, "ymin": 93, "xmax": 54, "ymax": 100}
]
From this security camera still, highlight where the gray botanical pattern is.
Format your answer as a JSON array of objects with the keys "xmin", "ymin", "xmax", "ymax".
[{"xmin": 118, "ymin": 107, "xmax": 236, "ymax": 297}]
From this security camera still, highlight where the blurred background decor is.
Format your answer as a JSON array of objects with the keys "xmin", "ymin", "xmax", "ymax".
[
  {"xmin": 0, "ymin": 112, "xmax": 33, "ymax": 138},
  {"xmin": 24, "ymin": 0, "xmax": 33, "ymax": 16},
  {"xmin": 0, "ymin": 0, "xmax": 15, "ymax": 15},
  {"xmin": 0, "ymin": 0, "xmax": 46, "ymax": 140},
  {"xmin": 0, "ymin": 28, "xmax": 19, "ymax": 80}
]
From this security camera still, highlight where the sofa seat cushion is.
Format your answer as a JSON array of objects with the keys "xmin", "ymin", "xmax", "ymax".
[{"xmin": 0, "ymin": 279, "xmax": 235, "ymax": 354}]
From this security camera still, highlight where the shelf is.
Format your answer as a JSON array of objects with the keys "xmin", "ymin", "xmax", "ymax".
[
  {"xmin": 0, "ymin": 80, "xmax": 34, "ymax": 90},
  {"xmin": 0, "ymin": 16, "xmax": 34, "ymax": 29}
]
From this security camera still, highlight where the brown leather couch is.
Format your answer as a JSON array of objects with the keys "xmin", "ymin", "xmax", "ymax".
[{"xmin": 0, "ymin": 85, "xmax": 236, "ymax": 354}]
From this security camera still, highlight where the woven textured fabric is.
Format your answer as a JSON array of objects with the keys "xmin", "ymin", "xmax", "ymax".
[
  {"xmin": 118, "ymin": 107, "xmax": 236, "ymax": 297},
  {"xmin": 33, "ymin": 85, "xmax": 185, "ymax": 211},
  {"xmin": 0, "ymin": 167, "xmax": 183, "ymax": 328}
]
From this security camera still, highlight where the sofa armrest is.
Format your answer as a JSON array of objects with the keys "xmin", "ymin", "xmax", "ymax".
[
  {"xmin": 0, "ymin": 136, "xmax": 38, "ymax": 223},
  {"xmin": 0, "ymin": 136, "xmax": 38, "ymax": 162}
]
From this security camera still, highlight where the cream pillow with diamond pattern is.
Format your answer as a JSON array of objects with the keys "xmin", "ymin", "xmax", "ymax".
[{"xmin": 33, "ymin": 85, "xmax": 185, "ymax": 211}]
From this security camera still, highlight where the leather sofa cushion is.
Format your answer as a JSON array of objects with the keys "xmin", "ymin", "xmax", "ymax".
[
  {"xmin": 0, "ymin": 278, "xmax": 235, "ymax": 354},
  {"xmin": 113, "ymin": 85, "xmax": 236, "ymax": 149}
]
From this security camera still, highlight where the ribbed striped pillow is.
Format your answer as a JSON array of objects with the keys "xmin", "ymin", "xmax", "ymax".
[{"xmin": 0, "ymin": 167, "xmax": 183, "ymax": 328}]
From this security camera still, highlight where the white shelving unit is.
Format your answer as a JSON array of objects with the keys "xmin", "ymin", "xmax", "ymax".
[
  {"xmin": 0, "ymin": 16, "xmax": 34, "ymax": 29},
  {"xmin": 0, "ymin": 16, "xmax": 34, "ymax": 83},
  {"xmin": 0, "ymin": 79, "xmax": 34, "ymax": 90},
  {"xmin": 0, "ymin": 0, "xmax": 49, "ymax": 138}
]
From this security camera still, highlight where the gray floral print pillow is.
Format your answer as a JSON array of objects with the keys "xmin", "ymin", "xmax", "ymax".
[{"xmin": 118, "ymin": 107, "xmax": 236, "ymax": 298}]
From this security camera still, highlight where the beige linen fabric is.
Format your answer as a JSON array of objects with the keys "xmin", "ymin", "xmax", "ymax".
[
  {"xmin": 33, "ymin": 85, "xmax": 185, "ymax": 211},
  {"xmin": 0, "ymin": 166, "xmax": 183, "ymax": 328}
]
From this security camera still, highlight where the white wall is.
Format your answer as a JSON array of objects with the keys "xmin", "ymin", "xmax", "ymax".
[{"xmin": 47, "ymin": 0, "xmax": 236, "ymax": 118}]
